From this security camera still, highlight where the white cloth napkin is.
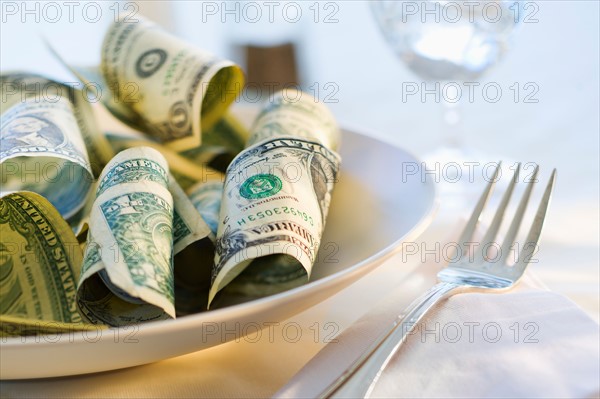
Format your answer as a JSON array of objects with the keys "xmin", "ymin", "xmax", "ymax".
[{"xmin": 274, "ymin": 268, "xmax": 600, "ymax": 398}]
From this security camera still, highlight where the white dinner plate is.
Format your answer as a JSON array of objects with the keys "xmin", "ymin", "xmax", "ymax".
[{"xmin": 0, "ymin": 127, "xmax": 436, "ymax": 379}]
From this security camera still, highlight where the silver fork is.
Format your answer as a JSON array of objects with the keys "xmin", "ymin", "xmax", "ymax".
[{"xmin": 319, "ymin": 163, "xmax": 557, "ymax": 398}]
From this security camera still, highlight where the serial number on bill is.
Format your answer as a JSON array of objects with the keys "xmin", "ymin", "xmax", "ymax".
[{"xmin": 236, "ymin": 207, "xmax": 315, "ymax": 227}]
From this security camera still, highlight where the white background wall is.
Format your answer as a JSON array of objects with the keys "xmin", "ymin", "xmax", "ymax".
[
  {"xmin": 1, "ymin": 0, "xmax": 599, "ymax": 316},
  {"xmin": 2, "ymin": 1, "xmax": 598, "ymax": 183}
]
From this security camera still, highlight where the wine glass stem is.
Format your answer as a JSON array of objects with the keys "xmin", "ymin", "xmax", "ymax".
[{"xmin": 441, "ymin": 87, "xmax": 463, "ymax": 148}]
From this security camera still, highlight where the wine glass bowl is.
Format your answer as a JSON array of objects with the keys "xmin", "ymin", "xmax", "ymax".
[
  {"xmin": 370, "ymin": 0, "xmax": 523, "ymax": 207},
  {"xmin": 370, "ymin": 1, "xmax": 520, "ymax": 81}
]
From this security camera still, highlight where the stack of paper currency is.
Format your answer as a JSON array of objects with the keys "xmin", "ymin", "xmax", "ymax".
[{"xmin": 0, "ymin": 16, "xmax": 341, "ymax": 336}]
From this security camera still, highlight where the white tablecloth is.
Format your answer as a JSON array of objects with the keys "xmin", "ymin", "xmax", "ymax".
[{"xmin": 2, "ymin": 199, "xmax": 598, "ymax": 398}]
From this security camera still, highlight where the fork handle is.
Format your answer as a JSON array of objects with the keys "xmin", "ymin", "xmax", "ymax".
[{"xmin": 321, "ymin": 282, "xmax": 460, "ymax": 399}]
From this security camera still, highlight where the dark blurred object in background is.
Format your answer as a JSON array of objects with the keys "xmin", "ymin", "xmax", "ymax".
[{"xmin": 245, "ymin": 43, "xmax": 299, "ymax": 91}]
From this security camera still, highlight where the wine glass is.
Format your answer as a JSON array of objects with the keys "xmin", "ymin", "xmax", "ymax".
[{"xmin": 370, "ymin": 1, "xmax": 521, "ymax": 202}]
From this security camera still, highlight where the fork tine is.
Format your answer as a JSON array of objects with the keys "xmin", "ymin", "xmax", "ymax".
[
  {"xmin": 457, "ymin": 162, "xmax": 501, "ymax": 248},
  {"xmin": 499, "ymin": 165, "xmax": 539, "ymax": 264},
  {"xmin": 477, "ymin": 163, "xmax": 520, "ymax": 263},
  {"xmin": 511, "ymin": 169, "xmax": 557, "ymax": 277}
]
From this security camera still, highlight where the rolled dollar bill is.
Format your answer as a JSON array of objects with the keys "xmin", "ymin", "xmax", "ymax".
[
  {"xmin": 0, "ymin": 97, "xmax": 94, "ymax": 219},
  {"xmin": 0, "ymin": 72, "xmax": 114, "ymax": 178},
  {"xmin": 209, "ymin": 89, "xmax": 341, "ymax": 305},
  {"xmin": 100, "ymin": 16, "xmax": 244, "ymax": 152},
  {"xmin": 0, "ymin": 191, "xmax": 96, "ymax": 336},
  {"xmin": 77, "ymin": 147, "xmax": 212, "ymax": 326},
  {"xmin": 0, "ymin": 73, "xmax": 114, "ymax": 224}
]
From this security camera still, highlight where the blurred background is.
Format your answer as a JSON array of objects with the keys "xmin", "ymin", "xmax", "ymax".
[{"xmin": 1, "ymin": 0, "xmax": 598, "ymax": 319}]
